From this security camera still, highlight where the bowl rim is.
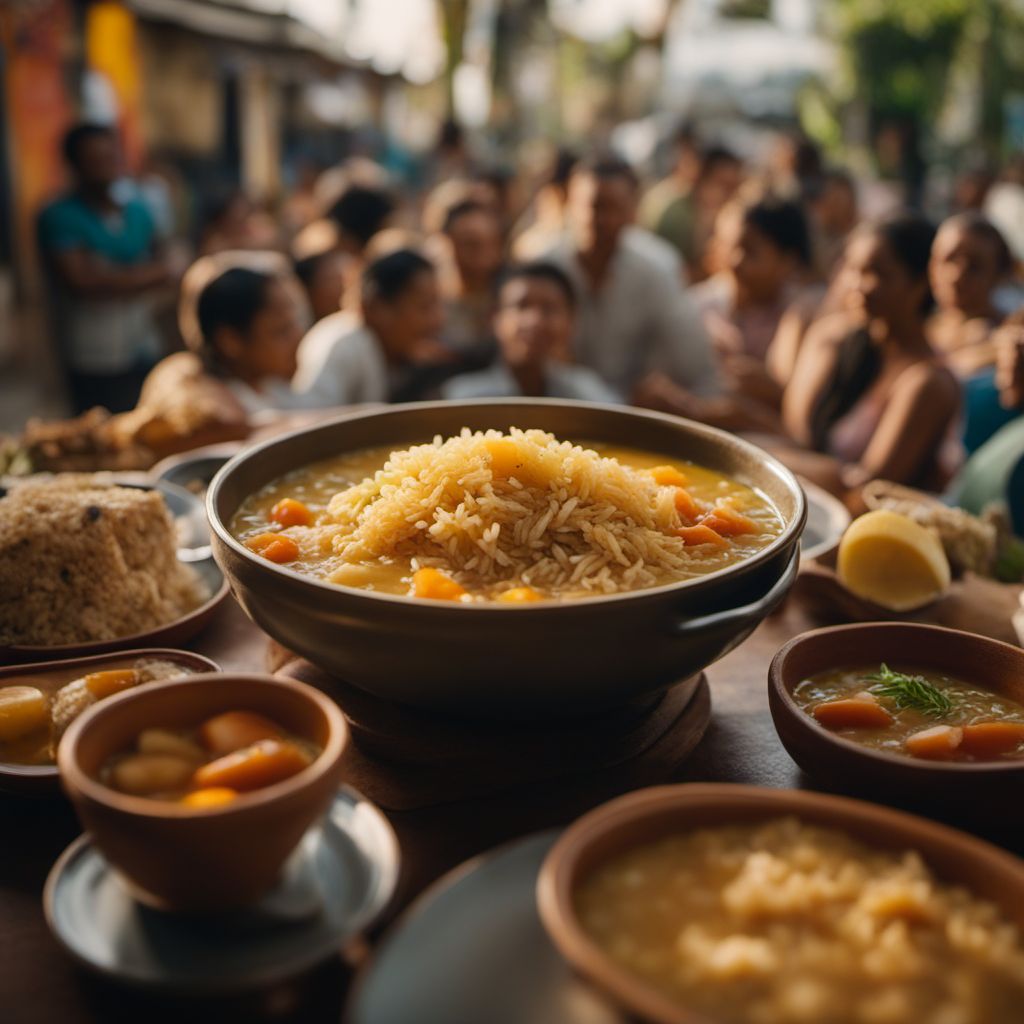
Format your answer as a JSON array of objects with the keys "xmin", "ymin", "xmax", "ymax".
[
  {"xmin": 206, "ymin": 398, "xmax": 807, "ymax": 612},
  {"xmin": 769, "ymin": 621, "xmax": 1024, "ymax": 776},
  {"xmin": 57, "ymin": 673, "xmax": 348, "ymax": 819},
  {"xmin": 536, "ymin": 782, "xmax": 1024, "ymax": 1024},
  {"xmin": 0, "ymin": 649, "xmax": 221, "ymax": 782}
]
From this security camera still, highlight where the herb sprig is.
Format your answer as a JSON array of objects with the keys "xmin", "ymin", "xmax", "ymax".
[{"xmin": 865, "ymin": 663, "xmax": 955, "ymax": 718}]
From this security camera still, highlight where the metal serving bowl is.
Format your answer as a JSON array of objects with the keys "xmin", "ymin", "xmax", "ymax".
[{"xmin": 208, "ymin": 400, "xmax": 806, "ymax": 720}]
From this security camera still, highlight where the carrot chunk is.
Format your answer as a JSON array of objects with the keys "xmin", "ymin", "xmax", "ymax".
[
  {"xmin": 198, "ymin": 711, "xmax": 282, "ymax": 756},
  {"xmin": 676, "ymin": 524, "xmax": 728, "ymax": 547},
  {"xmin": 192, "ymin": 739, "xmax": 312, "ymax": 792},
  {"xmin": 701, "ymin": 503, "xmax": 759, "ymax": 537},
  {"xmin": 813, "ymin": 697, "xmax": 894, "ymax": 730},
  {"xmin": 84, "ymin": 669, "xmax": 139, "ymax": 699},
  {"xmin": 959, "ymin": 722, "xmax": 1024, "ymax": 758},
  {"xmin": 651, "ymin": 465, "xmax": 689, "ymax": 488},
  {"xmin": 245, "ymin": 532, "xmax": 300, "ymax": 563},
  {"xmin": 904, "ymin": 725, "xmax": 963, "ymax": 760},
  {"xmin": 497, "ymin": 586, "xmax": 542, "ymax": 603},
  {"xmin": 411, "ymin": 567, "xmax": 467, "ymax": 601},
  {"xmin": 673, "ymin": 488, "xmax": 703, "ymax": 523},
  {"xmin": 269, "ymin": 498, "xmax": 313, "ymax": 528},
  {"xmin": 485, "ymin": 439, "xmax": 524, "ymax": 479},
  {"xmin": 181, "ymin": 787, "xmax": 238, "ymax": 809}
]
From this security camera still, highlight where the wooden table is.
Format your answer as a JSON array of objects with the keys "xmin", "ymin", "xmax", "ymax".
[{"xmin": 2, "ymin": 593, "xmax": 1019, "ymax": 1024}]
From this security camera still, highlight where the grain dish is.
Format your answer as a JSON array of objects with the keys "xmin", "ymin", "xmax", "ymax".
[
  {"xmin": 230, "ymin": 428, "xmax": 783, "ymax": 602},
  {"xmin": 576, "ymin": 817, "xmax": 1024, "ymax": 1024},
  {"xmin": 0, "ymin": 477, "xmax": 208, "ymax": 645}
]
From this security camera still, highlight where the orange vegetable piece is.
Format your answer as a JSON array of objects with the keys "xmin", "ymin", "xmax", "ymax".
[
  {"xmin": 270, "ymin": 498, "xmax": 313, "ymax": 528},
  {"xmin": 904, "ymin": 725, "xmax": 963, "ymax": 760},
  {"xmin": 676, "ymin": 525, "xmax": 727, "ymax": 547},
  {"xmin": 485, "ymin": 439, "xmax": 524, "ymax": 479},
  {"xmin": 198, "ymin": 711, "xmax": 282, "ymax": 756},
  {"xmin": 650, "ymin": 465, "xmax": 689, "ymax": 488},
  {"xmin": 411, "ymin": 567, "xmax": 467, "ymax": 601},
  {"xmin": 959, "ymin": 722, "xmax": 1024, "ymax": 758},
  {"xmin": 84, "ymin": 669, "xmax": 139, "ymax": 699},
  {"xmin": 813, "ymin": 697, "xmax": 894, "ymax": 730},
  {"xmin": 673, "ymin": 488, "xmax": 703, "ymax": 523},
  {"xmin": 181, "ymin": 787, "xmax": 238, "ymax": 809},
  {"xmin": 192, "ymin": 739, "xmax": 312, "ymax": 792},
  {"xmin": 701, "ymin": 503, "xmax": 759, "ymax": 537},
  {"xmin": 497, "ymin": 586, "xmax": 542, "ymax": 603},
  {"xmin": 245, "ymin": 532, "xmax": 300, "ymax": 563}
]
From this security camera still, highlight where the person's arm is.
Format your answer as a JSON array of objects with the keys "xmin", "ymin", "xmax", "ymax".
[
  {"xmin": 842, "ymin": 363, "xmax": 960, "ymax": 490},
  {"xmin": 48, "ymin": 248, "xmax": 171, "ymax": 299},
  {"xmin": 645, "ymin": 276, "xmax": 721, "ymax": 396},
  {"xmin": 781, "ymin": 315, "xmax": 848, "ymax": 447}
]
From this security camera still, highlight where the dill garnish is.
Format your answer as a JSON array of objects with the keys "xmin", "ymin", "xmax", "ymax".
[{"xmin": 865, "ymin": 664, "xmax": 955, "ymax": 717}]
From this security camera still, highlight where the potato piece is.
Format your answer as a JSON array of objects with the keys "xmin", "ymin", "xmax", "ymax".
[
  {"xmin": 485, "ymin": 438, "xmax": 524, "ymax": 479},
  {"xmin": 84, "ymin": 669, "xmax": 139, "ymax": 699},
  {"xmin": 270, "ymin": 498, "xmax": 313, "ymax": 528},
  {"xmin": 180, "ymin": 787, "xmax": 238, "ymax": 809},
  {"xmin": 813, "ymin": 697, "xmax": 894, "ymax": 730},
  {"xmin": 497, "ymin": 587, "xmax": 542, "ymax": 603},
  {"xmin": 0, "ymin": 686, "xmax": 49, "ymax": 742},
  {"xmin": 411, "ymin": 567, "xmax": 467, "ymax": 601},
  {"xmin": 959, "ymin": 722, "xmax": 1024, "ymax": 758},
  {"xmin": 245, "ymin": 532, "xmax": 300, "ymax": 564},
  {"xmin": 676, "ymin": 525, "xmax": 727, "ymax": 547},
  {"xmin": 650, "ymin": 465, "xmax": 689, "ymax": 488},
  {"xmin": 904, "ymin": 725, "xmax": 963, "ymax": 760},
  {"xmin": 192, "ymin": 739, "xmax": 313, "ymax": 792},
  {"xmin": 198, "ymin": 711, "xmax": 282, "ymax": 756},
  {"xmin": 137, "ymin": 728, "xmax": 204, "ymax": 761},
  {"xmin": 110, "ymin": 754, "xmax": 198, "ymax": 796}
]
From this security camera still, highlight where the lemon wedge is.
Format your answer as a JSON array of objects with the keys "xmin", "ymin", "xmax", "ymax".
[{"xmin": 837, "ymin": 510, "xmax": 951, "ymax": 611}]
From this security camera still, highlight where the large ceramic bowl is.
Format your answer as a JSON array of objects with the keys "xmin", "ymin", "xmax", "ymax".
[
  {"xmin": 537, "ymin": 783, "xmax": 1024, "ymax": 1024},
  {"xmin": 208, "ymin": 400, "xmax": 806, "ymax": 719},
  {"xmin": 58, "ymin": 673, "xmax": 347, "ymax": 912}
]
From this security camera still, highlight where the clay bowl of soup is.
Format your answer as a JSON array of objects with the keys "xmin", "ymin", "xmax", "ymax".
[
  {"xmin": 769, "ymin": 622, "xmax": 1024, "ymax": 805},
  {"xmin": 207, "ymin": 400, "xmax": 805, "ymax": 721},
  {"xmin": 58, "ymin": 673, "xmax": 347, "ymax": 912},
  {"xmin": 538, "ymin": 783, "xmax": 1024, "ymax": 1024}
]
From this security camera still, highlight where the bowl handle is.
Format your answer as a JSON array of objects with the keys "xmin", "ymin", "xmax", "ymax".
[{"xmin": 674, "ymin": 549, "xmax": 799, "ymax": 637}]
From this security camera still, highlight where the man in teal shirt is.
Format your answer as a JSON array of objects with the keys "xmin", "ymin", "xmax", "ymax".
[{"xmin": 38, "ymin": 123, "xmax": 172, "ymax": 412}]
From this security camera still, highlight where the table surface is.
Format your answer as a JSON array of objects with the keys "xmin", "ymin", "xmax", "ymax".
[{"xmin": 2, "ymin": 593, "xmax": 1020, "ymax": 1024}]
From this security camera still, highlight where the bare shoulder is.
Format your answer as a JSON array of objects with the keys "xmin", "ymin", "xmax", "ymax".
[
  {"xmin": 895, "ymin": 359, "xmax": 959, "ymax": 405},
  {"xmin": 800, "ymin": 311, "xmax": 859, "ymax": 352}
]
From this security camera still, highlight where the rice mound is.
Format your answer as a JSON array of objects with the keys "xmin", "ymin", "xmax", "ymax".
[
  {"xmin": 322, "ymin": 428, "xmax": 710, "ymax": 594},
  {"xmin": 0, "ymin": 476, "xmax": 209, "ymax": 645}
]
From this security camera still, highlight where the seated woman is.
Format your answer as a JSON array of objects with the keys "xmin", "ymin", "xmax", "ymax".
[
  {"xmin": 121, "ymin": 252, "xmax": 312, "ymax": 454},
  {"xmin": 780, "ymin": 213, "xmax": 960, "ymax": 505},
  {"xmin": 928, "ymin": 213, "xmax": 1015, "ymax": 452},
  {"xmin": 949, "ymin": 311, "xmax": 1024, "ymax": 534},
  {"xmin": 292, "ymin": 248, "xmax": 452, "ymax": 406},
  {"xmin": 442, "ymin": 261, "xmax": 619, "ymax": 402}
]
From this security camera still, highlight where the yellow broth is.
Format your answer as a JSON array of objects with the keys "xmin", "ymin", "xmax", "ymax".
[
  {"xmin": 576, "ymin": 818, "xmax": 1024, "ymax": 1024},
  {"xmin": 794, "ymin": 665, "xmax": 1024, "ymax": 762},
  {"xmin": 229, "ymin": 440, "xmax": 783, "ymax": 602}
]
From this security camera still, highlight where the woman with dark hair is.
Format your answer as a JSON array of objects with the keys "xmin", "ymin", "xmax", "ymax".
[
  {"xmin": 781, "ymin": 213, "xmax": 959, "ymax": 498},
  {"xmin": 292, "ymin": 248, "xmax": 449, "ymax": 406}
]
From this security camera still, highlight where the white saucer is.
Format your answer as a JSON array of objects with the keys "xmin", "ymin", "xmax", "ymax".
[
  {"xmin": 348, "ymin": 831, "xmax": 626, "ymax": 1024},
  {"xmin": 44, "ymin": 787, "xmax": 399, "ymax": 993}
]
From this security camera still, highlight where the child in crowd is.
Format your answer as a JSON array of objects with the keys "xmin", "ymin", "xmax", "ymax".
[
  {"xmin": 442, "ymin": 261, "xmax": 619, "ymax": 402},
  {"xmin": 292, "ymin": 248, "xmax": 450, "ymax": 406}
]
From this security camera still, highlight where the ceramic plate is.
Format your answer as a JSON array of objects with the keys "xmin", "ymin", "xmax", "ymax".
[
  {"xmin": 45, "ymin": 787, "xmax": 399, "ymax": 992},
  {"xmin": 0, "ymin": 648, "xmax": 220, "ymax": 796},
  {"xmin": 150, "ymin": 445, "xmax": 241, "ymax": 501},
  {"xmin": 799, "ymin": 478, "xmax": 851, "ymax": 562},
  {"xmin": 348, "ymin": 832, "xmax": 625, "ymax": 1024}
]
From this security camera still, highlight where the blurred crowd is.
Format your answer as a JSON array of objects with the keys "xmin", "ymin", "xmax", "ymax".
[{"xmin": 26, "ymin": 119, "xmax": 1024, "ymax": 527}]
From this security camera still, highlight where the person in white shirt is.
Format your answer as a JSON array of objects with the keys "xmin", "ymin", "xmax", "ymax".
[
  {"xmin": 541, "ymin": 156, "xmax": 718, "ymax": 399},
  {"xmin": 443, "ymin": 261, "xmax": 620, "ymax": 403},
  {"xmin": 292, "ymin": 248, "xmax": 451, "ymax": 406}
]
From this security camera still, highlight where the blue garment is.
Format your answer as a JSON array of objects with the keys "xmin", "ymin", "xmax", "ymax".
[
  {"xmin": 961, "ymin": 368, "xmax": 1018, "ymax": 454},
  {"xmin": 39, "ymin": 193, "xmax": 156, "ymax": 263}
]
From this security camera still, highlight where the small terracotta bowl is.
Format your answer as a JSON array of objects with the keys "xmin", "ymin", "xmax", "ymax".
[
  {"xmin": 768, "ymin": 622, "xmax": 1024, "ymax": 803},
  {"xmin": 58, "ymin": 673, "xmax": 347, "ymax": 913},
  {"xmin": 537, "ymin": 783, "xmax": 1024, "ymax": 1024}
]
